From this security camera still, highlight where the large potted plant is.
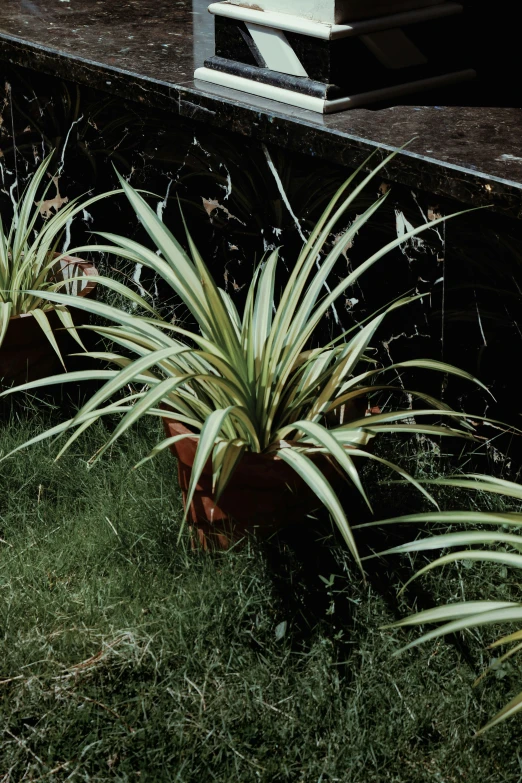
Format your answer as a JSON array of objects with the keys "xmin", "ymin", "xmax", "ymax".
[
  {"xmin": 0, "ymin": 152, "xmax": 484, "ymax": 563},
  {"xmin": 0, "ymin": 154, "xmax": 120, "ymax": 385}
]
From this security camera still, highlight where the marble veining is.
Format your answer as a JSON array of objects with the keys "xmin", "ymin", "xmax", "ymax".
[{"xmin": 0, "ymin": 0, "xmax": 521, "ymax": 217}]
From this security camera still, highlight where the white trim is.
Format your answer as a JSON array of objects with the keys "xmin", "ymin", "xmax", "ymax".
[
  {"xmin": 195, "ymin": 67, "xmax": 326, "ymax": 111},
  {"xmin": 209, "ymin": 3, "xmax": 332, "ymax": 38},
  {"xmin": 194, "ymin": 66, "xmax": 475, "ymax": 114},
  {"xmin": 324, "ymin": 69, "xmax": 476, "ymax": 111},
  {"xmin": 226, "ymin": 0, "xmax": 446, "ymax": 25},
  {"xmin": 208, "ymin": 2, "xmax": 463, "ymax": 40},
  {"xmin": 245, "ymin": 23, "xmax": 309, "ymax": 77}
]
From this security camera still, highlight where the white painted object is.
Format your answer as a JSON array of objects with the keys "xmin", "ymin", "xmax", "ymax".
[
  {"xmin": 194, "ymin": 66, "xmax": 476, "ymax": 113},
  {"xmin": 227, "ymin": 0, "xmax": 444, "ymax": 24},
  {"xmin": 246, "ymin": 23, "xmax": 309, "ymax": 76},
  {"xmin": 201, "ymin": 1, "xmax": 471, "ymax": 113},
  {"xmin": 208, "ymin": 2, "xmax": 463, "ymax": 40}
]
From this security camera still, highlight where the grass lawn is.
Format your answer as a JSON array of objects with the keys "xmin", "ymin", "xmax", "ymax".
[{"xmin": 1, "ymin": 404, "xmax": 522, "ymax": 781}]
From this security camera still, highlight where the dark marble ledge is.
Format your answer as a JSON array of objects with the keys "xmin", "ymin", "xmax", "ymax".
[{"xmin": 1, "ymin": 5, "xmax": 522, "ymax": 218}]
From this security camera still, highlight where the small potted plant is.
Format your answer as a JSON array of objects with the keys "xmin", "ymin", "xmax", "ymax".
[
  {"xmin": 0, "ymin": 151, "xmax": 483, "ymax": 565},
  {"xmin": 0, "ymin": 153, "xmax": 120, "ymax": 386}
]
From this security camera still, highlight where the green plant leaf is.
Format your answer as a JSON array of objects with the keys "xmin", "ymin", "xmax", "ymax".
[
  {"xmin": 30, "ymin": 309, "xmax": 66, "ymax": 369},
  {"xmin": 53, "ymin": 305, "xmax": 86, "ymax": 351},
  {"xmin": 184, "ymin": 407, "xmax": 238, "ymax": 522},
  {"xmin": 354, "ymin": 510, "xmax": 522, "ymax": 530},
  {"xmin": 278, "ymin": 448, "xmax": 362, "ymax": 572},
  {"xmin": 214, "ymin": 439, "xmax": 248, "ymax": 503},
  {"xmin": 367, "ymin": 530, "xmax": 522, "ymax": 559},
  {"xmin": 0, "ymin": 301, "xmax": 13, "ymax": 348},
  {"xmin": 477, "ymin": 690, "xmax": 522, "ymax": 735},
  {"xmin": 392, "ymin": 605, "xmax": 522, "ymax": 655},
  {"xmin": 400, "ymin": 551, "xmax": 522, "ymax": 594},
  {"xmin": 383, "ymin": 601, "xmax": 517, "ymax": 628},
  {"xmin": 276, "ymin": 419, "xmax": 372, "ymax": 511},
  {"xmin": 134, "ymin": 430, "xmax": 199, "ymax": 470}
]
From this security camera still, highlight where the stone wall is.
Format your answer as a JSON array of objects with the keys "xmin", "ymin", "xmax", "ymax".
[{"xmin": 1, "ymin": 63, "xmax": 521, "ymax": 464}]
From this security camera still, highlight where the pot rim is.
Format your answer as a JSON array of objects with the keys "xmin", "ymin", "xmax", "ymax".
[
  {"xmin": 8, "ymin": 254, "xmax": 98, "ymax": 322},
  {"xmin": 162, "ymin": 411, "xmax": 330, "ymax": 465}
]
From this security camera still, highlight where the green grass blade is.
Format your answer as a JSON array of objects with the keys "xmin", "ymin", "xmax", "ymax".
[{"xmin": 0, "ymin": 400, "xmax": 133, "ymax": 463}]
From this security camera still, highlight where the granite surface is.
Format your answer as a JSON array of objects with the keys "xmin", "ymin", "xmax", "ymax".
[
  {"xmin": 0, "ymin": 0, "xmax": 521, "ymax": 217},
  {"xmin": 0, "ymin": 0, "xmax": 522, "ymax": 217}
]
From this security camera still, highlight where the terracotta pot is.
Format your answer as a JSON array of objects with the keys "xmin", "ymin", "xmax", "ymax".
[
  {"xmin": 163, "ymin": 415, "xmax": 361, "ymax": 550},
  {"xmin": 0, "ymin": 255, "xmax": 97, "ymax": 387}
]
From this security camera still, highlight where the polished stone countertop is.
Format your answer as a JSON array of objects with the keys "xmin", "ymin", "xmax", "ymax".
[{"xmin": 1, "ymin": 0, "xmax": 521, "ymax": 217}]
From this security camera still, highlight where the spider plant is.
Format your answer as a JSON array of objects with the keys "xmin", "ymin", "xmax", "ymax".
[
  {"xmin": 0, "ymin": 151, "xmax": 485, "ymax": 568},
  {"xmin": 0, "ymin": 152, "xmax": 120, "ymax": 361},
  {"xmin": 362, "ymin": 473, "xmax": 522, "ymax": 733}
]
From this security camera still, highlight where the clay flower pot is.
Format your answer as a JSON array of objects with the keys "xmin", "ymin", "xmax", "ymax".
[
  {"xmin": 163, "ymin": 417, "xmax": 349, "ymax": 550},
  {"xmin": 0, "ymin": 255, "xmax": 97, "ymax": 387}
]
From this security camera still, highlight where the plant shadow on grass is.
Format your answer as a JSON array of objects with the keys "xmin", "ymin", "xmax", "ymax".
[
  {"xmin": 260, "ymin": 426, "xmax": 522, "ymax": 692},
  {"xmin": 260, "ymin": 451, "xmax": 475, "ymax": 667}
]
